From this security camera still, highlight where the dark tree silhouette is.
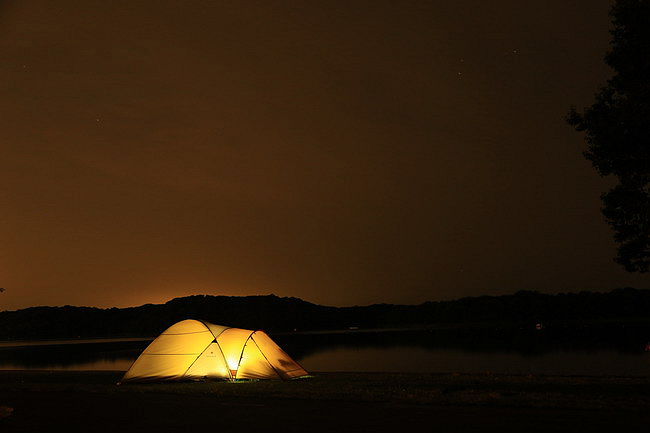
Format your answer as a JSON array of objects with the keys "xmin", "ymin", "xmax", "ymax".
[{"xmin": 568, "ymin": 0, "xmax": 650, "ymax": 272}]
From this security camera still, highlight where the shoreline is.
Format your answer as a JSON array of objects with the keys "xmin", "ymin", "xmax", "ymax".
[{"xmin": 1, "ymin": 368, "xmax": 650, "ymax": 379}]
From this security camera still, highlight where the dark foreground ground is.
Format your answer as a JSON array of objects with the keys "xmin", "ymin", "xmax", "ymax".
[{"xmin": 0, "ymin": 371, "xmax": 648, "ymax": 432}]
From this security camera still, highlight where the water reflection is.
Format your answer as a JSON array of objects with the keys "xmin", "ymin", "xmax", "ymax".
[
  {"xmin": 273, "ymin": 325, "xmax": 650, "ymax": 377},
  {"xmin": 1, "ymin": 326, "xmax": 648, "ymax": 376},
  {"xmin": 0, "ymin": 339, "xmax": 148, "ymax": 370}
]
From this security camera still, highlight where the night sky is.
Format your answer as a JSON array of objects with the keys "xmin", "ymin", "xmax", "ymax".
[{"xmin": 1, "ymin": 0, "xmax": 647, "ymax": 310}]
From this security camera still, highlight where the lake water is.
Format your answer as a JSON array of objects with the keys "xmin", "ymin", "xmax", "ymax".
[{"xmin": 1, "ymin": 327, "xmax": 648, "ymax": 377}]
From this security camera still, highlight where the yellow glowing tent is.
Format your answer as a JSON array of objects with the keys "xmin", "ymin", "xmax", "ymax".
[{"xmin": 120, "ymin": 319, "xmax": 308, "ymax": 383}]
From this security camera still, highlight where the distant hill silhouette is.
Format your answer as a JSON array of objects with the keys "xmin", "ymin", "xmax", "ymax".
[{"xmin": 0, "ymin": 288, "xmax": 648, "ymax": 340}]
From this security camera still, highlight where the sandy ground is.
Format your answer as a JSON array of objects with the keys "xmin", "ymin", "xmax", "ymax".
[{"xmin": 0, "ymin": 371, "xmax": 648, "ymax": 432}]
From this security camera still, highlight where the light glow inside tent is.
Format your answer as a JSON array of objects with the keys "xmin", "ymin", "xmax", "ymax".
[
  {"xmin": 120, "ymin": 319, "xmax": 308, "ymax": 383},
  {"xmin": 217, "ymin": 327, "xmax": 255, "ymax": 372}
]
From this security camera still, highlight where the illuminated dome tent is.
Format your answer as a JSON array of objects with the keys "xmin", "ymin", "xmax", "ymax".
[{"xmin": 120, "ymin": 319, "xmax": 308, "ymax": 383}]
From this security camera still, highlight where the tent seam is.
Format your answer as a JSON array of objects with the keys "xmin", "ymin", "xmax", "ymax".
[
  {"xmin": 250, "ymin": 332, "xmax": 283, "ymax": 380},
  {"xmin": 233, "ymin": 331, "xmax": 256, "ymax": 379},
  {"xmin": 198, "ymin": 320, "xmax": 233, "ymax": 380},
  {"xmin": 161, "ymin": 331, "xmax": 212, "ymax": 335},
  {"xmin": 181, "ymin": 339, "xmax": 215, "ymax": 379},
  {"xmin": 138, "ymin": 353, "xmax": 208, "ymax": 356},
  {"xmin": 119, "ymin": 327, "xmax": 169, "ymax": 384}
]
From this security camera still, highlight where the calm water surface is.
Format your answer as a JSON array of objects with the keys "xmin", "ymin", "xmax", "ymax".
[
  {"xmin": 301, "ymin": 347, "xmax": 649, "ymax": 376},
  {"xmin": 1, "ymin": 328, "xmax": 648, "ymax": 376}
]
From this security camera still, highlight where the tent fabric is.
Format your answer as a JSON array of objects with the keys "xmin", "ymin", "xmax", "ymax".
[{"xmin": 120, "ymin": 319, "xmax": 308, "ymax": 383}]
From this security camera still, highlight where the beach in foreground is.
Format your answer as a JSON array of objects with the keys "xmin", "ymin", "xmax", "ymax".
[{"xmin": 1, "ymin": 371, "xmax": 648, "ymax": 432}]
